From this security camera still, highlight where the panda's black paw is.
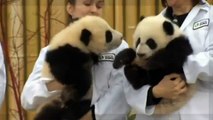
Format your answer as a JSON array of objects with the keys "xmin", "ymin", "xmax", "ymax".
[
  {"xmin": 63, "ymin": 99, "xmax": 94, "ymax": 120},
  {"xmin": 124, "ymin": 65, "xmax": 148, "ymax": 90},
  {"xmin": 34, "ymin": 99, "xmax": 64, "ymax": 120},
  {"xmin": 113, "ymin": 48, "xmax": 136, "ymax": 69}
]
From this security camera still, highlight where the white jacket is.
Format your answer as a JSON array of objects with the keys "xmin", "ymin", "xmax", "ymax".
[
  {"xmin": 123, "ymin": 1, "xmax": 213, "ymax": 120},
  {"xmin": 21, "ymin": 40, "xmax": 130, "ymax": 120},
  {"xmin": 0, "ymin": 43, "xmax": 6, "ymax": 108}
]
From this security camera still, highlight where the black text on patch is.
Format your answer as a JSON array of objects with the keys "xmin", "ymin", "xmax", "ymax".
[
  {"xmin": 193, "ymin": 19, "xmax": 209, "ymax": 30},
  {"xmin": 99, "ymin": 53, "xmax": 115, "ymax": 62}
]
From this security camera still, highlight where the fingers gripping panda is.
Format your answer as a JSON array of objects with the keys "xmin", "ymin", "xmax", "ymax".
[
  {"xmin": 113, "ymin": 15, "xmax": 196, "ymax": 114},
  {"xmin": 34, "ymin": 16, "xmax": 123, "ymax": 120}
]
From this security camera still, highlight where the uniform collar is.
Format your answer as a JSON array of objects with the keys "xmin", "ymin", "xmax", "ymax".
[
  {"xmin": 160, "ymin": 0, "xmax": 209, "ymax": 15},
  {"xmin": 180, "ymin": 5, "xmax": 200, "ymax": 30},
  {"xmin": 161, "ymin": 1, "xmax": 209, "ymax": 30}
]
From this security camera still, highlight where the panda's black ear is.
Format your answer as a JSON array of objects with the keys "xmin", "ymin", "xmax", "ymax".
[
  {"xmin": 80, "ymin": 29, "xmax": 92, "ymax": 46},
  {"xmin": 163, "ymin": 21, "xmax": 174, "ymax": 35},
  {"xmin": 139, "ymin": 16, "xmax": 145, "ymax": 21}
]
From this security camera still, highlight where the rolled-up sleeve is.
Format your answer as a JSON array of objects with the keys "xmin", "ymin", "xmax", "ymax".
[
  {"xmin": 21, "ymin": 47, "xmax": 60, "ymax": 110},
  {"xmin": 122, "ymin": 68, "xmax": 155, "ymax": 115}
]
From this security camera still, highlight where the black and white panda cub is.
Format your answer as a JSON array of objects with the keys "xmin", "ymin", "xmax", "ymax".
[
  {"xmin": 113, "ymin": 15, "xmax": 196, "ymax": 114},
  {"xmin": 34, "ymin": 16, "xmax": 123, "ymax": 120}
]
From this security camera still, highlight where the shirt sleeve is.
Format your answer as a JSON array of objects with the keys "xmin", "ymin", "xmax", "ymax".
[
  {"xmin": 183, "ymin": 15, "xmax": 213, "ymax": 83},
  {"xmin": 122, "ymin": 73, "xmax": 155, "ymax": 115},
  {"xmin": 21, "ymin": 47, "xmax": 61, "ymax": 110},
  {"xmin": 0, "ymin": 43, "xmax": 6, "ymax": 108}
]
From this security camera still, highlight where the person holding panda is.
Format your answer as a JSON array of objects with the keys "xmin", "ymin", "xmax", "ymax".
[
  {"xmin": 21, "ymin": 0, "xmax": 188, "ymax": 119},
  {"xmin": 21, "ymin": 0, "xmax": 130, "ymax": 119},
  {"xmin": 123, "ymin": 0, "xmax": 213, "ymax": 120},
  {"xmin": 0, "ymin": 42, "xmax": 6, "ymax": 109}
]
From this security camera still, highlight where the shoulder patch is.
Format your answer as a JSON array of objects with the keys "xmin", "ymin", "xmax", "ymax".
[
  {"xmin": 99, "ymin": 53, "xmax": 115, "ymax": 62},
  {"xmin": 193, "ymin": 19, "xmax": 209, "ymax": 30}
]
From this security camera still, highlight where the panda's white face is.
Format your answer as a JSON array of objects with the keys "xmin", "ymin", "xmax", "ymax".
[
  {"xmin": 49, "ymin": 16, "xmax": 123, "ymax": 54},
  {"xmin": 74, "ymin": 16, "xmax": 123, "ymax": 54},
  {"xmin": 133, "ymin": 15, "xmax": 182, "ymax": 60}
]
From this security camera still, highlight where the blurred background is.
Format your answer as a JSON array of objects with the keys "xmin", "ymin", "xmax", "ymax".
[{"xmin": 0, "ymin": 0, "xmax": 213, "ymax": 120}]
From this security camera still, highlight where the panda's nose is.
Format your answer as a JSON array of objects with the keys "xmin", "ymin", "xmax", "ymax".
[{"xmin": 137, "ymin": 53, "xmax": 145, "ymax": 58}]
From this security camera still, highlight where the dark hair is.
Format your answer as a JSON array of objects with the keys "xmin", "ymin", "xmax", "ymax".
[
  {"xmin": 67, "ymin": 0, "xmax": 78, "ymax": 23},
  {"xmin": 161, "ymin": 0, "xmax": 201, "ymax": 7},
  {"xmin": 161, "ymin": 0, "xmax": 167, "ymax": 7},
  {"xmin": 67, "ymin": 0, "xmax": 76, "ymax": 5}
]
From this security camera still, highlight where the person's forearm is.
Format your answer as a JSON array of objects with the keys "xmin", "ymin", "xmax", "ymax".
[
  {"xmin": 46, "ymin": 80, "xmax": 64, "ymax": 91},
  {"xmin": 21, "ymin": 79, "xmax": 62, "ymax": 110}
]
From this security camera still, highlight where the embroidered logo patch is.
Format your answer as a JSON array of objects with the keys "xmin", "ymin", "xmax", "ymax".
[
  {"xmin": 193, "ymin": 19, "xmax": 209, "ymax": 30},
  {"xmin": 99, "ymin": 53, "xmax": 115, "ymax": 62}
]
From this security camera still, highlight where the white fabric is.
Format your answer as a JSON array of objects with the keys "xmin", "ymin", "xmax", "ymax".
[
  {"xmin": 123, "ymin": 82, "xmax": 155, "ymax": 115},
  {"xmin": 201, "ymin": 0, "xmax": 207, "ymax": 4},
  {"xmin": 129, "ymin": 2, "xmax": 213, "ymax": 120},
  {"xmin": 0, "ymin": 43, "xmax": 6, "ymax": 108},
  {"xmin": 21, "ymin": 40, "xmax": 130, "ymax": 119}
]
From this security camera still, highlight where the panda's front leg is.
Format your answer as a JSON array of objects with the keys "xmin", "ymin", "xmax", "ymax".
[
  {"xmin": 124, "ymin": 64, "xmax": 148, "ymax": 90},
  {"xmin": 113, "ymin": 48, "xmax": 136, "ymax": 69},
  {"xmin": 62, "ymin": 99, "xmax": 95, "ymax": 120}
]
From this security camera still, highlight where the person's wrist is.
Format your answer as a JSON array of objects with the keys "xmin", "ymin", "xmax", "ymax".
[
  {"xmin": 152, "ymin": 85, "xmax": 162, "ymax": 98},
  {"xmin": 46, "ymin": 80, "xmax": 64, "ymax": 91}
]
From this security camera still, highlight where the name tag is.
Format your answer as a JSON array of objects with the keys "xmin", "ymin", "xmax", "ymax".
[
  {"xmin": 193, "ymin": 19, "xmax": 209, "ymax": 30},
  {"xmin": 99, "ymin": 53, "xmax": 115, "ymax": 62}
]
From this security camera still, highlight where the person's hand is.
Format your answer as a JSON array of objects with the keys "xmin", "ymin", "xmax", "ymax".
[
  {"xmin": 152, "ymin": 73, "xmax": 187, "ymax": 100},
  {"xmin": 46, "ymin": 80, "xmax": 64, "ymax": 91}
]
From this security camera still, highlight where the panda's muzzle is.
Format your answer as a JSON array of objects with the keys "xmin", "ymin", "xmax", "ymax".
[{"xmin": 137, "ymin": 53, "xmax": 145, "ymax": 58}]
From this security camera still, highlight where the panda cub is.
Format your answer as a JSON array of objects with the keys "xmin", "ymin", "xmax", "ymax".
[
  {"xmin": 35, "ymin": 16, "xmax": 123, "ymax": 120},
  {"xmin": 113, "ymin": 15, "xmax": 196, "ymax": 114}
]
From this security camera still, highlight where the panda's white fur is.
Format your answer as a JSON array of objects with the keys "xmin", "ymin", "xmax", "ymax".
[
  {"xmin": 113, "ymin": 15, "xmax": 196, "ymax": 115},
  {"xmin": 134, "ymin": 15, "xmax": 181, "ymax": 56},
  {"xmin": 133, "ymin": 15, "xmax": 183, "ymax": 67},
  {"xmin": 42, "ymin": 15, "xmax": 122, "ymax": 79},
  {"xmin": 49, "ymin": 15, "xmax": 122, "ymax": 54},
  {"xmin": 133, "ymin": 15, "xmax": 196, "ymax": 114},
  {"xmin": 35, "ymin": 16, "xmax": 123, "ymax": 120}
]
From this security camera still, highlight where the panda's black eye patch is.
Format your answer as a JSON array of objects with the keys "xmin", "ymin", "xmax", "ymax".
[
  {"xmin": 146, "ymin": 38, "xmax": 157, "ymax": 49},
  {"xmin": 106, "ymin": 30, "xmax": 113, "ymax": 43},
  {"xmin": 136, "ymin": 38, "xmax": 141, "ymax": 48}
]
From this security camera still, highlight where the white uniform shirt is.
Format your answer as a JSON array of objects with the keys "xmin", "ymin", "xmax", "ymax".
[
  {"xmin": 123, "ymin": 1, "xmax": 213, "ymax": 120},
  {"xmin": 0, "ymin": 43, "xmax": 6, "ymax": 108},
  {"xmin": 21, "ymin": 40, "xmax": 130, "ymax": 120}
]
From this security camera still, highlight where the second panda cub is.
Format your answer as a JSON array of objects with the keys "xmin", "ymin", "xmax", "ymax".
[{"xmin": 113, "ymin": 15, "xmax": 196, "ymax": 114}]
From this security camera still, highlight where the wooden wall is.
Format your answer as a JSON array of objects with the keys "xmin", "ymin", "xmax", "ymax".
[{"xmin": 0, "ymin": 0, "xmax": 212, "ymax": 120}]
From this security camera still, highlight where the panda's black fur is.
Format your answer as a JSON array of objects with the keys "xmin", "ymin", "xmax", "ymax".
[
  {"xmin": 34, "ymin": 16, "xmax": 123, "ymax": 120},
  {"xmin": 124, "ymin": 35, "xmax": 193, "ymax": 89},
  {"xmin": 46, "ymin": 44, "xmax": 97, "ymax": 98},
  {"xmin": 113, "ymin": 15, "xmax": 195, "ymax": 114}
]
